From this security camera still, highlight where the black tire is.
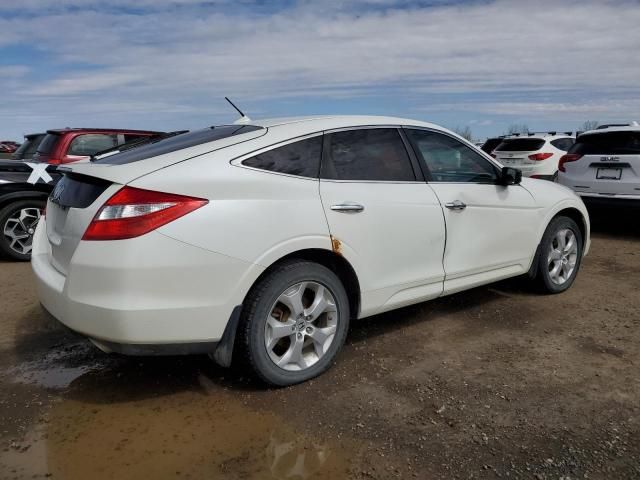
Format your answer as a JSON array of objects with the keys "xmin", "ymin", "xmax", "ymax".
[
  {"xmin": 0, "ymin": 199, "xmax": 45, "ymax": 261},
  {"xmin": 533, "ymin": 216, "xmax": 583, "ymax": 294},
  {"xmin": 239, "ymin": 260, "xmax": 350, "ymax": 386}
]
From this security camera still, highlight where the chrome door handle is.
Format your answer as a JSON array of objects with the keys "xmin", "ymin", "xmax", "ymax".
[
  {"xmin": 331, "ymin": 203, "xmax": 365, "ymax": 213},
  {"xmin": 444, "ymin": 200, "xmax": 466, "ymax": 211}
]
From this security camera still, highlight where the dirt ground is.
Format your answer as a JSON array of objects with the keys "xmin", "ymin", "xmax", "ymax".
[{"xmin": 1, "ymin": 206, "xmax": 639, "ymax": 480}]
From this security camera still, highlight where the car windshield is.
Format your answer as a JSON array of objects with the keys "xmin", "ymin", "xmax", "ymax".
[
  {"xmin": 495, "ymin": 138, "xmax": 546, "ymax": 152},
  {"xmin": 570, "ymin": 131, "xmax": 640, "ymax": 155},
  {"xmin": 93, "ymin": 125, "xmax": 264, "ymax": 165}
]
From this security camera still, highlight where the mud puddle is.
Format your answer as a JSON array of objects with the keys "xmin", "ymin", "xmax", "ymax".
[{"xmin": 1, "ymin": 370, "xmax": 352, "ymax": 479}]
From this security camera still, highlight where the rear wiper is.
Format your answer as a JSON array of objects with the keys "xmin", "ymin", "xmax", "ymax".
[{"xmin": 91, "ymin": 130, "xmax": 189, "ymax": 162}]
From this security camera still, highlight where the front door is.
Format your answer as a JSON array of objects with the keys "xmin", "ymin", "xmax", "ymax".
[{"xmin": 404, "ymin": 128, "xmax": 539, "ymax": 294}]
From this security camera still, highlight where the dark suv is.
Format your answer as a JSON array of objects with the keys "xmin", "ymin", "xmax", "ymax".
[
  {"xmin": 0, "ymin": 127, "xmax": 163, "ymax": 261},
  {"xmin": 11, "ymin": 133, "xmax": 46, "ymax": 160}
]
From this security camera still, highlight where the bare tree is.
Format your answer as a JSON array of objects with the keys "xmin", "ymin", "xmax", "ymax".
[
  {"xmin": 453, "ymin": 125, "xmax": 473, "ymax": 142},
  {"xmin": 506, "ymin": 123, "xmax": 530, "ymax": 135},
  {"xmin": 579, "ymin": 120, "xmax": 599, "ymax": 132}
]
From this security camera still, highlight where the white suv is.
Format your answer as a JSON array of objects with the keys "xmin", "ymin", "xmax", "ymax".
[
  {"xmin": 558, "ymin": 125, "xmax": 640, "ymax": 206},
  {"xmin": 493, "ymin": 133, "xmax": 575, "ymax": 180},
  {"xmin": 32, "ymin": 116, "xmax": 590, "ymax": 386}
]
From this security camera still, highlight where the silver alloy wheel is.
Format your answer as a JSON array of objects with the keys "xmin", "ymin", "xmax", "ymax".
[
  {"xmin": 3, "ymin": 207, "xmax": 41, "ymax": 255},
  {"xmin": 264, "ymin": 281, "xmax": 338, "ymax": 371},
  {"xmin": 547, "ymin": 228, "xmax": 578, "ymax": 285}
]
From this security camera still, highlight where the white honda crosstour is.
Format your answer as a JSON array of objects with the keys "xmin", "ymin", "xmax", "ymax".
[{"xmin": 32, "ymin": 116, "xmax": 590, "ymax": 386}]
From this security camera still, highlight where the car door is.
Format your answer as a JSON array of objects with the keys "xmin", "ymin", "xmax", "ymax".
[
  {"xmin": 319, "ymin": 127, "xmax": 446, "ymax": 317},
  {"xmin": 404, "ymin": 128, "xmax": 539, "ymax": 294}
]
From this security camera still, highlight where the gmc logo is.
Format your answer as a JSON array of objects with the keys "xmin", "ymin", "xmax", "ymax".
[{"xmin": 600, "ymin": 156, "xmax": 620, "ymax": 162}]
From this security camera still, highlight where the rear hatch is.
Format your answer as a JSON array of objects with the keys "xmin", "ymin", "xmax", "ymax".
[
  {"xmin": 44, "ymin": 125, "xmax": 267, "ymax": 274},
  {"xmin": 562, "ymin": 131, "xmax": 640, "ymax": 196},
  {"xmin": 494, "ymin": 138, "xmax": 546, "ymax": 168}
]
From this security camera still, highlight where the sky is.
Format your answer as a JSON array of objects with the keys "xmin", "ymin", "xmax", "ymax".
[{"xmin": 1, "ymin": 0, "xmax": 639, "ymax": 141}]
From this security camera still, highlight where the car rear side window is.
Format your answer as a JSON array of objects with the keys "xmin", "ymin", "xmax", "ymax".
[
  {"xmin": 68, "ymin": 134, "xmax": 118, "ymax": 156},
  {"xmin": 570, "ymin": 132, "xmax": 640, "ymax": 155},
  {"xmin": 406, "ymin": 129, "xmax": 498, "ymax": 183},
  {"xmin": 243, "ymin": 136, "xmax": 322, "ymax": 178},
  {"xmin": 322, "ymin": 128, "xmax": 415, "ymax": 181},
  {"xmin": 495, "ymin": 138, "xmax": 546, "ymax": 151},
  {"xmin": 551, "ymin": 138, "xmax": 574, "ymax": 151}
]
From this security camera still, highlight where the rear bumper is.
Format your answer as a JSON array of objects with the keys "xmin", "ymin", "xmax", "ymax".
[
  {"xmin": 32, "ymin": 219, "xmax": 263, "ymax": 350},
  {"xmin": 576, "ymin": 192, "xmax": 640, "ymax": 208}
]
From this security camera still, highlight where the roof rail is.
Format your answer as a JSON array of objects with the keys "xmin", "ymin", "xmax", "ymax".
[{"xmin": 596, "ymin": 121, "xmax": 639, "ymax": 130}]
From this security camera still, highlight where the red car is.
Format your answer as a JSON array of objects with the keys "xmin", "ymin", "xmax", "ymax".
[
  {"xmin": 0, "ymin": 141, "xmax": 20, "ymax": 154},
  {"xmin": 32, "ymin": 127, "xmax": 163, "ymax": 164}
]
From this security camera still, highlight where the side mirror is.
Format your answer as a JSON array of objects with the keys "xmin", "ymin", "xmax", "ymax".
[{"xmin": 499, "ymin": 167, "xmax": 522, "ymax": 185}]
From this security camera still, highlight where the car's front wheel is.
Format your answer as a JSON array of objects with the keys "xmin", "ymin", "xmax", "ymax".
[
  {"xmin": 239, "ymin": 260, "xmax": 350, "ymax": 386},
  {"xmin": 0, "ymin": 199, "xmax": 45, "ymax": 261},
  {"xmin": 534, "ymin": 216, "xmax": 583, "ymax": 294}
]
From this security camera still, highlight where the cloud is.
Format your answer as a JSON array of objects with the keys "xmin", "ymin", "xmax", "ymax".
[{"xmin": 0, "ymin": 0, "xmax": 639, "ymax": 138}]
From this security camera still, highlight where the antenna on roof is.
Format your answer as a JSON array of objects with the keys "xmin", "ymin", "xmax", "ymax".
[{"xmin": 225, "ymin": 97, "xmax": 252, "ymax": 124}]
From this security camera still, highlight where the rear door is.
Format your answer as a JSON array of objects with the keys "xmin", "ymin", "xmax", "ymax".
[
  {"xmin": 319, "ymin": 127, "xmax": 446, "ymax": 316},
  {"xmin": 561, "ymin": 131, "xmax": 640, "ymax": 196},
  {"xmin": 404, "ymin": 128, "xmax": 539, "ymax": 293}
]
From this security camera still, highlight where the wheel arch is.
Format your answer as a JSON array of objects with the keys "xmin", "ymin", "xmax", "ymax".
[
  {"xmin": 249, "ymin": 248, "xmax": 361, "ymax": 320},
  {"xmin": 0, "ymin": 191, "xmax": 49, "ymax": 211}
]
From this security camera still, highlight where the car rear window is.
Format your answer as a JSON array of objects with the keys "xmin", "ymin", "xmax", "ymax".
[
  {"xmin": 12, "ymin": 134, "xmax": 45, "ymax": 158},
  {"xmin": 495, "ymin": 138, "xmax": 545, "ymax": 152},
  {"xmin": 570, "ymin": 131, "xmax": 640, "ymax": 155},
  {"xmin": 94, "ymin": 125, "xmax": 264, "ymax": 165},
  {"xmin": 36, "ymin": 133, "xmax": 60, "ymax": 155},
  {"xmin": 550, "ymin": 138, "xmax": 575, "ymax": 151}
]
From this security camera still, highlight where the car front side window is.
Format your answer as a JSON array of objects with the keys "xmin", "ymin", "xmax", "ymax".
[{"xmin": 406, "ymin": 129, "xmax": 498, "ymax": 183}]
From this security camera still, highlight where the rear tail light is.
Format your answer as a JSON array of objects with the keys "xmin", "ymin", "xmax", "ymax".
[
  {"xmin": 82, "ymin": 186, "xmax": 208, "ymax": 241},
  {"xmin": 528, "ymin": 152, "xmax": 554, "ymax": 161},
  {"xmin": 558, "ymin": 154, "xmax": 583, "ymax": 172}
]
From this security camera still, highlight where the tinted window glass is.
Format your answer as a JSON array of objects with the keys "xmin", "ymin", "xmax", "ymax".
[
  {"xmin": 480, "ymin": 138, "xmax": 503, "ymax": 154},
  {"xmin": 570, "ymin": 132, "xmax": 640, "ymax": 155},
  {"xmin": 68, "ymin": 134, "xmax": 117, "ymax": 156},
  {"xmin": 95, "ymin": 125, "xmax": 263, "ymax": 165},
  {"xmin": 322, "ymin": 128, "xmax": 414, "ymax": 181},
  {"xmin": 12, "ymin": 134, "xmax": 45, "ymax": 159},
  {"xmin": 243, "ymin": 136, "xmax": 322, "ymax": 178},
  {"xmin": 551, "ymin": 138, "xmax": 574, "ymax": 151},
  {"xmin": 406, "ymin": 129, "xmax": 497, "ymax": 183},
  {"xmin": 36, "ymin": 133, "xmax": 60, "ymax": 155},
  {"xmin": 124, "ymin": 133, "xmax": 152, "ymax": 143},
  {"xmin": 495, "ymin": 138, "xmax": 545, "ymax": 151}
]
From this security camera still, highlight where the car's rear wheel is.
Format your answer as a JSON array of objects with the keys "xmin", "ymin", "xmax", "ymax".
[
  {"xmin": 0, "ymin": 200, "xmax": 45, "ymax": 261},
  {"xmin": 239, "ymin": 260, "xmax": 350, "ymax": 386},
  {"xmin": 534, "ymin": 216, "xmax": 583, "ymax": 293}
]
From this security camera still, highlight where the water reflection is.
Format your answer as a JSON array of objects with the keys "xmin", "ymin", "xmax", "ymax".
[{"xmin": 2, "ymin": 365, "xmax": 351, "ymax": 479}]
